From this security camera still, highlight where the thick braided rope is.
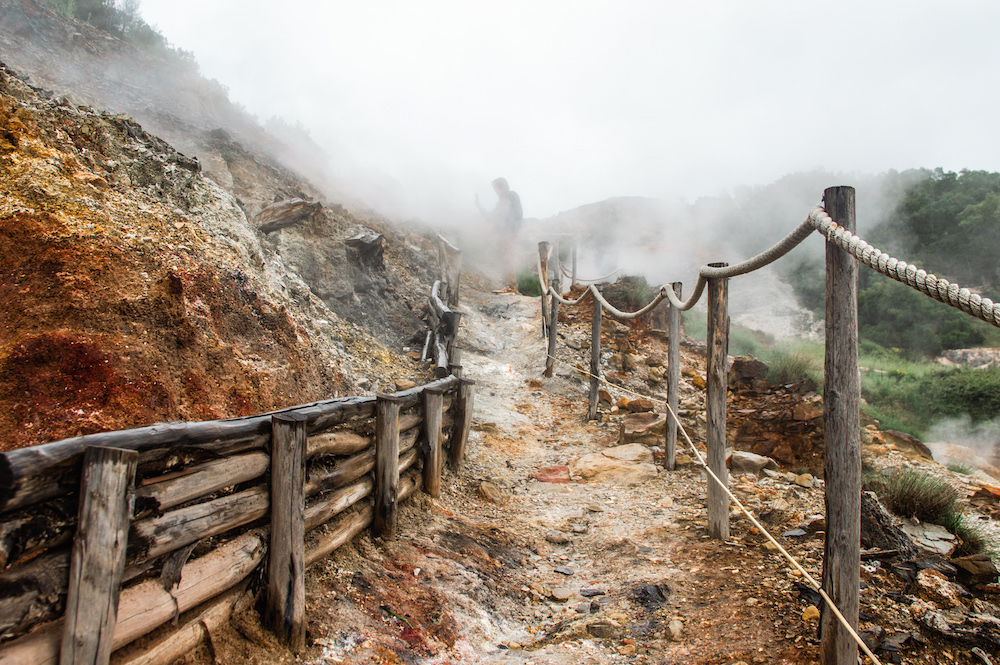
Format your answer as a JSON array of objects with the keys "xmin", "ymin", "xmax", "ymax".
[
  {"xmin": 560, "ymin": 263, "xmax": 622, "ymax": 283},
  {"xmin": 807, "ymin": 207, "xmax": 1000, "ymax": 328}
]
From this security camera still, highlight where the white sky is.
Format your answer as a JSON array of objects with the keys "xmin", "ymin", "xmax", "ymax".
[{"xmin": 139, "ymin": 0, "xmax": 1000, "ymax": 220}]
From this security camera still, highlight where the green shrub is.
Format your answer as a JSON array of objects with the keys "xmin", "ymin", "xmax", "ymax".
[
  {"xmin": 765, "ymin": 348, "xmax": 820, "ymax": 385},
  {"xmin": 862, "ymin": 468, "xmax": 959, "ymax": 524},
  {"xmin": 516, "ymin": 268, "xmax": 541, "ymax": 297},
  {"xmin": 940, "ymin": 508, "xmax": 991, "ymax": 558}
]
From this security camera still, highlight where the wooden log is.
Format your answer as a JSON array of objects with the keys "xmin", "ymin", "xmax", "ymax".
[
  {"xmin": 305, "ymin": 505, "xmax": 373, "ymax": 568},
  {"xmin": 820, "ymin": 186, "xmax": 861, "ymax": 665},
  {"xmin": 0, "ymin": 497, "xmax": 75, "ymax": 569},
  {"xmin": 304, "ymin": 429, "xmax": 417, "ymax": 497},
  {"xmin": 135, "ymin": 451, "xmax": 269, "ymax": 515},
  {"xmin": 538, "ymin": 242, "xmax": 550, "ymax": 338},
  {"xmin": 398, "ymin": 412, "xmax": 423, "ymax": 434},
  {"xmin": 61, "ymin": 446, "xmax": 138, "ymax": 665},
  {"xmin": 131, "ymin": 486, "xmax": 268, "ymax": 562},
  {"xmin": 449, "ymin": 347, "xmax": 462, "ymax": 372},
  {"xmin": 588, "ymin": 288, "xmax": 601, "ymax": 421},
  {"xmin": 266, "ymin": 414, "xmax": 306, "ymax": 652},
  {"xmin": 306, "ymin": 431, "xmax": 371, "ymax": 460},
  {"xmin": 706, "ymin": 265, "xmax": 730, "ymax": 541},
  {"xmin": 422, "ymin": 387, "xmax": 445, "ymax": 498},
  {"xmin": 373, "ymin": 395, "xmax": 402, "ymax": 539},
  {"xmin": 448, "ymin": 379, "xmax": 475, "ymax": 469},
  {"xmin": 0, "ymin": 531, "xmax": 266, "ymax": 664},
  {"xmin": 304, "ymin": 478, "xmax": 373, "ymax": 532},
  {"xmin": 666, "ymin": 282, "xmax": 682, "ymax": 471},
  {"xmin": 110, "ymin": 585, "xmax": 245, "ymax": 665},
  {"xmin": 0, "ymin": 547, "xmax": 70, "ymax": 640}
]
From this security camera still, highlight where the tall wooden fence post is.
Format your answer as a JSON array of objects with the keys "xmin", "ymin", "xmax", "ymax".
[
  {"xmin": 588, "ymin": 287, "xmax": 602, "ymax": 421},
  {"xmin": 706, "ymin": 265, "xmax": 730, "ymax": 540},
  {"xmin": 423, "ymin": 386, "xmax": 445, "ymax": 498},
  {"xmin": 665, "ymin": 282, "xmax": 682, "ymax": 471},
  {"xmin": 544, "ymin": 272, "xmax": 559, "ymax": 377},
  {"xmin": 60, "ymin": 445, "xmax": 138, "ymax": 665},
  {"xmin": 267, "ymin": 413, "xmax": 306, "ymax": 652},
  {"xmin": 374, "ymin": 395, "xmax": 403, "ymax": 539},
  {"xmin": 448, "ymin": 379, "xmax": 476, "ymax": 468},
  {"xmin": 820, "ymin": 186, "xmax": 861, "ymax": 665},
  {"xmin": 538, "ymin": 242, "xmax": 550, "ymax": 338}
]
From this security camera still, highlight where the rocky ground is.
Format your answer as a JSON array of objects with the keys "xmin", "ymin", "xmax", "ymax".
[{"xmin": 186, "ymin": 286, "xmax": 1000, "ymax": 665}]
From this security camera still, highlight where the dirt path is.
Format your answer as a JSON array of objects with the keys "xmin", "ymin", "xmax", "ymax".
[{"xmin": 205, "ymin": 288, "xmax": 832, "ymax": 664}]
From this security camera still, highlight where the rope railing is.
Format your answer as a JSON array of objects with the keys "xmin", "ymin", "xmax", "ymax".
[
  {"xmin": 541, "ymin": 351, "xmax": 882, "ymax": 665},
  {"xmin": 531, "ymin": 187, "xmax": 1000, "ymax": 665},
  {"xmin": 560, "ymin": 262, "xmax": 622, "ymax": 283}
]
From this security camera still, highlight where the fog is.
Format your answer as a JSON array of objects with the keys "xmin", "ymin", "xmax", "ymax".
[{"xmin": 139, "ymin": 1, "xmax": 1000, "ymax": 223}]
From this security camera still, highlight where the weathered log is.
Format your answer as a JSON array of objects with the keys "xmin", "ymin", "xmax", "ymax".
[
  {"xmin": 305, "ymin": 470, "xmax": 423, "ymax": 568},
  {"xmin": 255, "ymin": 198, "xmax": 322, "ymax": 234},
  {"xmin": 130, "ymin": 486, "xmax": 269, "ymax": 563},
  {"xmin": 304, "ymin": 478, "xmax": 373, "ymax": 532},
  {"xmin": 266, "ymin": 414, "xmax": 306, "ymax": 651},
  {"xmin": 374, "ymin": 396, "xmax": 402, "ymax": 539},
  {"xmin": 0, "ymin": 549, "xmax": 70, "ymax": 640},
  {"xmin": 0, "ymin": 497, "xmax": 75, "ymax": 569},
  {"xmin": 303, "ymin": 429, "xmax": 417, "ymax": 497},
  {"xmin": 307, "ymin": 431, "xmax": 371, "ymax": 459},
  {"xmin": 110, "ymin": 585, "xmax": 245, "ymax": 665},
  {"xmin": 61, "ymin": 446, "xmax": 138, "ymax": 665},
  {"xmin": 422, "ymin": 387, "xmax": 445, "ymax": 498},
  {"xmin": 135, "ymin": 452, "xmax": 269, "ymax": 515},
  {"xmin": 398, "ymin": 412, "xmax": 422, "ymax": 434},
  {"xmin": 0, "ymin": 532, "xmax": 266, "ymax": 664},
  {"xmin": 448, "ymin": 379, "xmax": 475, "ymax": 469}
]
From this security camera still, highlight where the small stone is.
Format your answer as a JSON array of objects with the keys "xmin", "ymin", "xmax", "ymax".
[
  {"xmin": 794, "ymin": 473, "xmax": 814, "ymax": 488},
  {"xmin": 580, "ymin": 587, "xmax": 606, "ymax": 597},
  {"xmin": 782, "ymin": 528, "xmax": 808, "ymax": 538},
  {"xmin": 916, "ymin": 568, "xmax": 966, "ymax": 609},
  {"xmin": 802, "ymin": 605, "xmax": 820, "ymax": 621},
  {"xmin": 545, "ymin": 529, "xmax": 572, "ymax": 544},
  {"xmin": 626, "ymin": 398, "xmax": 655, "ymax": 413},
  {"xmin": 575, "ymin": 602, "xmax": 591, "ymax": 614},
  {"xmin": 587, "ymin": 621, "xmax": 623, "ymax": 639},
  {"xmin": 478, "ymin": 481, "xmax": 503, "ymax": 504},
  {"xmin": 586, "ymin": 504, "xmax": 605, "ymax": 513},
  {"xmin": 667, "ymin": 619, "xmax": 684, "ymax": 641},
  {"xmin": 554, "ymin": 566, "xmax": 574, "ymax": 576},
  {"xmin": 507, "ymin": 642, "xmax": 521, "ymax": 649},
  {"xmin": 551, "ymin": 587, "xmax": 574, "ymax": 601},
  {"xmin": 675, "ymin": 454, "xmax": 693, "ymax": 466},
  {"xmin": 394, "ymin": 379, "xmax": 418, "ymax": 391},
  {"xmin": 531, "ymin": 465, "xmax": 571, "ymax": 483}
]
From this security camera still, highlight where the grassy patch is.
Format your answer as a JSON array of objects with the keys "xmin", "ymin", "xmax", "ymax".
[
  {"xmin": 862, "ymin": 467, "xmax": 959, "ymax": 524},
  {"xmin": 516, "ymin": 269, "xmax": 542, "ymax": 297}
]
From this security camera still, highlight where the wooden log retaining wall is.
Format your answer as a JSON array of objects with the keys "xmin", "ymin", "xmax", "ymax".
[{"xmin": 0, "ymin": 372, "xmax": 474, "ymax": 664}]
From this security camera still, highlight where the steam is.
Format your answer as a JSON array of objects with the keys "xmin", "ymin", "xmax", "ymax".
[{"xmin": 927, "ymin": 415, "xmax": 1000, "ymax": 472}]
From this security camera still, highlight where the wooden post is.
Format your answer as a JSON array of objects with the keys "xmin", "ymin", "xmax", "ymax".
[
  {"xmin": 374, "ymin": 395, "xmax": 403, "ymax": 538},
  {"xmin": 588, "ymin": 287, "xmax": 601, "ymax": 420},
  {"xmin": 706, "ymin": 265, "xmax": 730, "ymax": 540},
  {"xmin": 665, "ymin": 282, "xmax": 682, "ymax": 471},
  {"xmin": 544, "ymin": 274, "xmax": 559, "ymax": 378},
  {"xmin": 538, "ymin": 242, "xmax": 550, "ymax": 338},
  {"xmin": 60, "ymin": 446, "xmax": 138, "ymax": 665},
  {"xmin": 571, "ymin": 237, "xmax": 578, "ymax": 289},
  {"xmin": 452, "ymin": 250, "xmax": 463, "ymax": 306},
  {"xmin": 448, "ymin": 379, "xmax": 476, "ymax": 468},
  {"xmin": 266, "ymin": 413, "xmax": 306, "ymax": 652},
  {"xmin": 820, "ymin": 186, "xmax": 861, "ymax": 665},
  {"xmin": 423, "ymin": 387, "xmax": 445, "ymax": 498}
]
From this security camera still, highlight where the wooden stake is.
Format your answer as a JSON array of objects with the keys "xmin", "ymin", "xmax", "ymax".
[
  {"xmin": 544, "ymin": 284, "xmax": 558, "ymax": 378},
  {"xmin": 588, "ymin": 287, "xmax": 601, "ymax": 421},
  {"xmin": 820, "ymin": 186, "xmax": 861, "ymax": 665},
  {"xmin": 266, "ymin": 413, "xmax": 306, "ymax": 652},
  {"xmin": 706, "ymin": 265, "xmax": 730, "ymax": 540},
  {"xmin": 538, "ymin": 242, "xmax": 550, "ymax": 338},
  {"xmin": 422, "ymin": 386, "xmax": 445, "ymax": 498},
  {"xmin": 448, "ymin": 379, "xmax": 475, "ymax": 469},
  {"xmin": 60, "ymin": 446, "xmax": 137, "ymax": 665},
  {"xmin": 373, "ymin": 395, "xmax": 402, "ymax": 538},
  {"xmin": 666, "ymin": 282, "xmax": 682, "ymax": 471}
]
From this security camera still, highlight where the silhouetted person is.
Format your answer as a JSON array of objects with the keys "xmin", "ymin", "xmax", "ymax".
[{"xmin": 476, "ymin": 177, "xmax": 522, "ymax": 291}]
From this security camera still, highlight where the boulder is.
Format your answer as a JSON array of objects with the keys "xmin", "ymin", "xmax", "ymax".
[
  {"xmin": 571, "ymin": 445, "xmax": 658, "ymax": 485},
  {"xmin": 620, "ymin": 412, "xmax": 666, "ymax": 445},
  {"xmin": 727, "ymin": 451, "xmax": 778, "ymax": 477}
]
